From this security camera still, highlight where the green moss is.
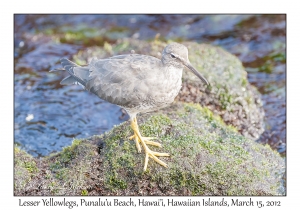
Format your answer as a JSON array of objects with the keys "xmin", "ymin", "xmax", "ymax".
[
  {"xmin": 59, "ymin": 28, "xmax": 107, "ymax": 46},
  {"xmin": 100, "ymin": 125, "xmax": 137, "ymax": 190},
  {"xmin": 107, "ymin": 174, "xmax": 128, "ymax": 190},
  {"xmin": 103, "ymin": 42, "xmax": 113, "ymax": 54},
  {"xmin": 24, "ymin": 161, "xmax": 38, "ymax": 173},
  {"xmin": 14, "ymin": 146, "xmax": 38, "ymax": 174},
  {"xmin": 81, "ymin": 189, "xmax": 88, "ymax": 196},
  {"xmin": 108, "ymin": 26, "xmax": 128, "ymax": 33},
  {"xmin": 48, "ymin": 182, "xmax": 60, "ymax": 194},
  {"xmin": 167, "ymin": 169, "xmax": 206, "ymax": 195},
  {"xmin": 241, "ymin": 78, "xmax": 248, "ymax": 86},
  {"xmin": 57, "ymin": 139, "xmax": 82, "ymax": 165},
  {"xmin": 140, "ymin": 115, "xmax": 172, "ymax": 137},
  {"xmin": 55, "ymin": 168, "xmax": 69, "ymax": 180},
  {"xmin": 94, "ymin": 102, "xmax": 284, "ymax": 195},
  {"xmin": 112, "ymin": 41, "xmax": 130, "ymax": 53},
  {"xmin": 50, "ymin": 160, "xmax": 63, "ymax": 170},
  {"xmin": 63, "ymin": 139, "xmax": 89, "ymax": 159},
  {"xmin": 179, "ymin": 42, "xmax": 265, "ymax": 140},
  {"xmin": 14, "ymin": 102, "xmax": 284, "ymax": 195},
  {"xmin": 183, "ymin": 103, "xmax": 237, "ymax": 132},
  {"xmin": 40, "ymin": 25, "xmax": 130, "ymax": 47},
  {"xmin": 36, "ymin": 26, "xmax": 107, "ymax": 47},
  {"xmin": 14, "ymin": 146, "xmax": 21, "ymax": 154},
  {"xmin": 270, "ymin": 52, "xmax": 286, "ymax": 63}
]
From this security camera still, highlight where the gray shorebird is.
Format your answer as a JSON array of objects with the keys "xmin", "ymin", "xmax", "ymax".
[{"xmin": 51, "ymin": 43, "xmax": 209, "ymax": 171}]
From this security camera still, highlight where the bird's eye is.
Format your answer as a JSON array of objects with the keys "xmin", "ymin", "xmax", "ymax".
[{"xmin": 170, "ymin": 54, "xmax": 176, "ymax": 58}]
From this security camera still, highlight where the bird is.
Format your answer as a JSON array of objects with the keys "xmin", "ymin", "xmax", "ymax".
[{"xmin": 51, "ymin": 42, "xmax": 209, "ymax": 171}]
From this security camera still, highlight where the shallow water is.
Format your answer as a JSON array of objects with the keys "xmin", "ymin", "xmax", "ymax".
[{"xmin": 14, "ymin": 14, "xmax": 286, "ymax": 156}]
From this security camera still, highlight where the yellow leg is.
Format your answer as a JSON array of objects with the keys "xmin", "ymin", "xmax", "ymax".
[{"xmin": 129, "ymin": 117, "xmax": 169, "ymax": 171}]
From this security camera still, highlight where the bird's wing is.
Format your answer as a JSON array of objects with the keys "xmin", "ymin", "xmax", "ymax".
[{"xmin": 85, "ymin": 55, "xmax": 163, "ymax": 108}]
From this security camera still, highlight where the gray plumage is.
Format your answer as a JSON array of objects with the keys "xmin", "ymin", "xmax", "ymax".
[{"xmin": 55, "ymin": 43, "xmax": 209, "ymax": 118}]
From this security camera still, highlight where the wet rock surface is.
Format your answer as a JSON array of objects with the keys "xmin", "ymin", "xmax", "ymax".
[
  {"xmin": 14, "ymin": 103, "xmax": 285, "ymax": 196},
  {"xmin": 14, "ymin": 34, "xmax": 125, "ymax": 156}
]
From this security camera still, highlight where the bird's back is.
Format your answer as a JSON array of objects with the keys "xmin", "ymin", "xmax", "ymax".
[
  {"xmin": 88, "ymin": 54, "xmax": 165, "ymax": 108},
  {"xmin": 60, "ymin": 54, "xmax": 175, "ymax": 110}
]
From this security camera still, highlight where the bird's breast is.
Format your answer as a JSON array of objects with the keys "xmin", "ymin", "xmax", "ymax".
[{"xmin": 158, "ymin": 66, "xmax": 183, "ymax": 102}]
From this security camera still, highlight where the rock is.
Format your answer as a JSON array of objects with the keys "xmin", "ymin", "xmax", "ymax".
[
  {"xmin": 14, "ymin": 103, "xmax": 285, "ymax": 196},
  {"xmin": 177, "ymin": 42, "xmax": 265, "ymax": 140}
]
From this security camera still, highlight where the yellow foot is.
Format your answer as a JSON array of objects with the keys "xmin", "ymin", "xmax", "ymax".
[
  {"xmin": 143, "ymin": 146, "xmax": 169, "ymax": 171},
  {"xmin": 129, "ymin": 134, "xmax": 161, "ymax": 151},
  {"xmin": 130, "ymin": 116, "xmax": 170, "ymax": 171}
]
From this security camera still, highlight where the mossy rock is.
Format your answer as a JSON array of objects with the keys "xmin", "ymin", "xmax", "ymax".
[
  {"xmin": 179, "ymin": 42, "xmax": 265, "ymax": 140},
  {"xmin": 14, "ymin": 103, "xmax": 284, "ymax": 196},
  {"xmin": 14, "ymin": 147, "xmax": 39, "ymax": 195}
]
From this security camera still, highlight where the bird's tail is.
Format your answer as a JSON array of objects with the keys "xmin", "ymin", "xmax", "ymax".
[
  {"xmin": 50, "ymin": 58, "xmax": 87, "ymax": 86},
  {"xmin": 60, "ymin": 58, "xmax": 80, "ymax": 71},
  {"xmin": 49, "ymin": 58, "xmax": 79, "ymax": 72}
]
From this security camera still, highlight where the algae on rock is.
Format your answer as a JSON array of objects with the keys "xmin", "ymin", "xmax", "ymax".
[{"xmin": 14, "ymin": 103, "xmax": 284, "ymax": 196}]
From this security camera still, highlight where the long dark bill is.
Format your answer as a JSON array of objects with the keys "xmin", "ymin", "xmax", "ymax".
[{"xmin": 183, "ymin": 61, "xmax": 209, "ymax": 86}]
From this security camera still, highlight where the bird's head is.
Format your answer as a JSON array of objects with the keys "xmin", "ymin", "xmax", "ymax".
[{"xmin": 162, "ymin": 42, "xmax": 209, "ymax": 86}]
